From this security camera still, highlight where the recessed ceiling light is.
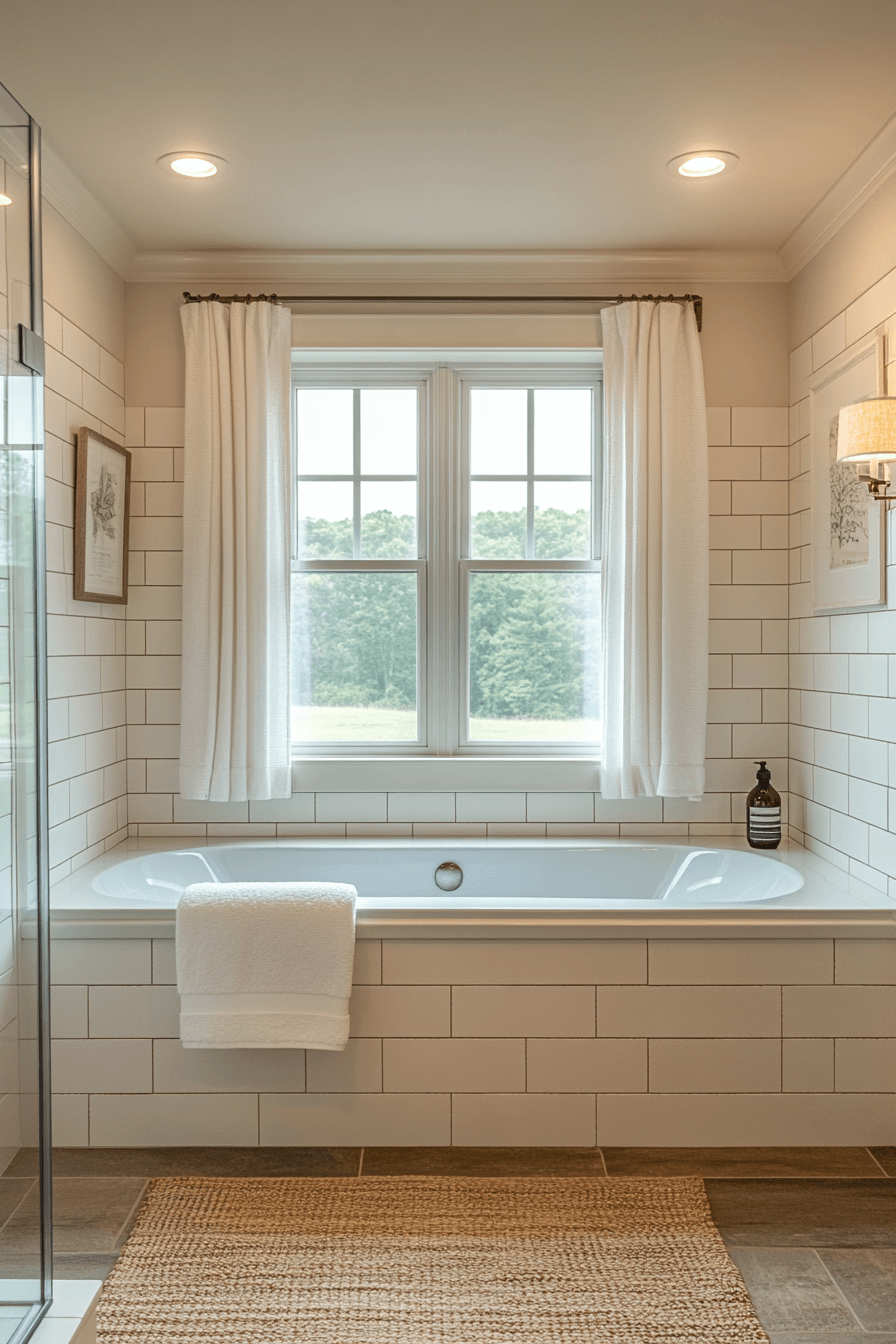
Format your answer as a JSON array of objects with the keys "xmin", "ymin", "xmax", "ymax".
[
  {"xmin": 666, "ymin": 150, "xmax": 739, "ymax": 178},
  {"xmin": 157, "ymin": 151, "xmax": 229, "ymax": 179},
  {"xmin": 0, "ymin": 193, "xmax": 11, "ymax": 207}
]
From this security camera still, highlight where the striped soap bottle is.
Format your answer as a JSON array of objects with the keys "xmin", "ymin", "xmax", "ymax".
[{"xmin": 746, "ymin": 761, "xmax": 781, "ymax": 850}]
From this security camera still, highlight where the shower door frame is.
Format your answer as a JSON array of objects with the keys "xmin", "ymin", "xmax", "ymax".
[
  {"xmin": 29, "ymin": 104, "xmax": 54, "ymax": 1336},
  {"xmin": 1, "ymin": 82, "xmax": 54, "ymax": 1344}
]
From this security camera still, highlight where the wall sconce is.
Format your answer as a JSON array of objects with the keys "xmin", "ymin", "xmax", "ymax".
[{"xmin": 837, "ymin": 396, "xmax": 896, "ymax": 498}]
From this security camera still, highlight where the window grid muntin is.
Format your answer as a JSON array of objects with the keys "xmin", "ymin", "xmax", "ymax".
[
  {"xmin": 464, "ymin": 377, "xmax": 600, "ymax": 563},
  {"xmin": 295, "ymin": 386, "xmax": 420, "ymax": 563}
]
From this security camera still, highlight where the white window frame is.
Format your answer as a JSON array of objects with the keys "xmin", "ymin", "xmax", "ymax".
[
  {"xmin": 290, "ymin": 350, "xmax": 603, "ymax": 790},
  {"xmin": 292, "ymin": 365, "xmax": 433, "ymax": 754},
  {"xmin": 454, "ymin": 364, "xmax": 602, "ymax": 757}
]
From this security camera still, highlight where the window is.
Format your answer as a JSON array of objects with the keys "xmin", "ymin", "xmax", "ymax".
[{"xmin": 291, "ymin": 357, "xmax": 602, "ymax": 758}]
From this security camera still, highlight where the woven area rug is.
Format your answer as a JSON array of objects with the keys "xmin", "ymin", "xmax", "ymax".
[{"xmin": 97, "ymin": 1175, "xmax": 769, "ymax": 1343}]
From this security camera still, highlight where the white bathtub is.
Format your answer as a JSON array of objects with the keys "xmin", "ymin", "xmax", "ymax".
[
  {"xmin": 82, "ymin": 840, "xmax": 801, "ymax": 907},
  {"xmin": 43, "ymin": 837, "xmax": 896, "ymax": 942}
]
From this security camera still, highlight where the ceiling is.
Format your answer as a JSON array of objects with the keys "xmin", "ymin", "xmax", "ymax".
[{"xmin": 3, "ymin": 0, "xmax": 896, "ymax": 258}]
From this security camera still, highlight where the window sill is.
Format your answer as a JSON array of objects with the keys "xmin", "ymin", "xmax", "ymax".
[{"xmin": 290, "ymin": 756, "xmax": 601, "ymax": 792}]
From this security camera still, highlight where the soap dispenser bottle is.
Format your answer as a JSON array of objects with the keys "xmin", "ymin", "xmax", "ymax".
[{"xmin": 746, "ymin": 761, "xmax": 781, "ymax": 849}]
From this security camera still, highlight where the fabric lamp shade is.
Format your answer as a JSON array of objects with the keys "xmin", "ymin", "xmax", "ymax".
[{"xmin": 837, "ymin": 396, "xmax": 896, "ymax": 462}]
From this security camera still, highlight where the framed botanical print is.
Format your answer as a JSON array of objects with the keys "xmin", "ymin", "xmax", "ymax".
[
  {"xmin": 73, "ymin": 427, "xmax": 132, "ymax": 604},
  {"xmin": 811, "ymin": 335, "xmax": 886, "ymax": 612}
]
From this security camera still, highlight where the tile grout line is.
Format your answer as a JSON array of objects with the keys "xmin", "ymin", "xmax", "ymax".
[
  {"xmin": 865, "ymin": 1146, "xmax": 889, "ymax": 1176},
  {"xmin": 112, "ymin": 1179, "xmax": 151, "ymax": 1251},
  {"xmin": 0, "ymin": 1177, "xmax": 39, "ymax": 1234},
  {"xmin": 809, "ymin": 1246, "xmax": 867, "ymax": 1334}
]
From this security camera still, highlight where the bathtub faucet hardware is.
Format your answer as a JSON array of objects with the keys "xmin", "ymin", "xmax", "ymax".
[{"xmin": 434, "ymin": 862, "xmax": 463, "ymax": 892}]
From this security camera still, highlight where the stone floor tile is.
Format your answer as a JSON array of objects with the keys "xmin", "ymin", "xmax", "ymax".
[
  {"xmin": 0, "ymin": 1250, "xmax": 119, "ymax": 1281},
  {"xmin": 53, "ymin": 1251, "xmax": 121, "ymax": 1280},
  {"xmin": 44, "ymin": 1147, "xmax": 362, "ymax": 1177},
  {"xmin": 0, "ymin": 1179, "xmax": 147, "ymax": 1253},
  {"xmin": 708, "ymin": 1180, "xmax": 896, "ymax": 1247},
  {"xmin": 818, "ymin": 1249, "xmax": 896, "ymax": 1332},
  {"xmin": 362, "ymin": 1147, "xmax": 607, "ymax": 1176},
  {"xmin": 766, "ymin": 1335, "xmax": 896, "ymax": 1342},
  {"xmin": 2, "ymin": 1153, "xmax": 38, "ymax": 1179},
  {"xmin": 603, "ymin": 1147, "xmax": 884, "ymax": 1178},
  {"xmin": 870, "ymin": 1147, "xmax": 896, "ymax": 1177},
  {"xmin": 0, "ymin": 1180, "xmax": 36, "ymax": 1230},
  {"xmin": 727, "ymin": 1247, "xmax": 860, "ymax": 1333}
]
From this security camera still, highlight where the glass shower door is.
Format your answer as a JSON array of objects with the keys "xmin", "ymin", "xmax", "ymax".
[{"xmin": 0, "ymin": 80, "xmax": 52, "ymax": 1343}]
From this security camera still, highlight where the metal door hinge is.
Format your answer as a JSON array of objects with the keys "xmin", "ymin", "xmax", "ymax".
[{"xmin": 18, "ymin": 324, "xmax": 46, "ymax": 376}]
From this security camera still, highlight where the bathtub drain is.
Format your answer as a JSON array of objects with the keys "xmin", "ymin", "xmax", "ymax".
[{"xmin": 434, "ymin": 862, "xmax": 463, "ymax": 891}]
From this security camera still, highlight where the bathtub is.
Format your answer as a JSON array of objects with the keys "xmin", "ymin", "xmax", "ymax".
[
  {"xmin": 39, "ymin": 837, "xmax": 896, "ymax": 1147},
  {"xmin": 79, "ymin": 840, "xmax": 801, "ymax": 906},
  {"xmin": 44, "ymin": 836, "xmax": 896, "ymax": 941}
]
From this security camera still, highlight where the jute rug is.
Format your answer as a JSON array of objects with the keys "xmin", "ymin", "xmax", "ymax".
[{"xmin": 97, "ymin": 1175, "xmax": 769, "ymax": 1343}]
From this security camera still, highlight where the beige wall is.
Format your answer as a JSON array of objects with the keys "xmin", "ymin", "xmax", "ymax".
[{"xmin": 125, "ymin": 279, "xmax": 790, "ymax": 409}]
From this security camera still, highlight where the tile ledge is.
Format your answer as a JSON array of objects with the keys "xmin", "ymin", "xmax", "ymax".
[{"xmin": 31, "ymin": 1279, "xmax": 102, "ymax": 1344}]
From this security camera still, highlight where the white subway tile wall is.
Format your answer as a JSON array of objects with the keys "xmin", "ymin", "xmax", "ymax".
[
  {"xmin": 120, "ymin": 405, "xmax": 789, "ymax": 840},
  {"xmin": 40, "ymin": 291, "xmax": 896, "ymax": 1146},
  {"xmin": 50, "ymin": 935, "xmax": 895, "ymax": 1147},
  {"xmin": 788, "ymin": 261, "xmax": 896, "ymax": 892},
  {"xmin": 44, "ymin": 303, "xmax": 128, "ymax": 884}
]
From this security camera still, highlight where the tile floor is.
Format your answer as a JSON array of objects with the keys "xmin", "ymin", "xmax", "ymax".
[{"xmin": 0, "ymin": 1147, "xmax": 893, "ymax": 1340}]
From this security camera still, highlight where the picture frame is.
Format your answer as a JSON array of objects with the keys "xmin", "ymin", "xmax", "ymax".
[
  {"xmin": 811, "ymin": 334, "xmax": 886, "ymax": 612},
  {"xmin": 73, "ymin": 426, "xmax": 132, "ymax": 604}
]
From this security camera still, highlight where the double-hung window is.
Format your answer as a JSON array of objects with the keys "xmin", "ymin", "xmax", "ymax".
[{"xmin": 291, "ymin": 356, "xmax": 602, "ymax": 760}]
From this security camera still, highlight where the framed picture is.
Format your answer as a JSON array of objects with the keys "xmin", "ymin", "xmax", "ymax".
[
  {"xmin": 811, "ymin": 335, "xmax": 886, "ymax": 612},
  {"xmin": 74, "ymin": 427, "xmax": 132, "ymax": 604}
]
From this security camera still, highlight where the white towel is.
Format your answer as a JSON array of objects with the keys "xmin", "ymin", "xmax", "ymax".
[{"xmin": 176, "ymin": 882, "xmax": 356, "ymax": 1050}]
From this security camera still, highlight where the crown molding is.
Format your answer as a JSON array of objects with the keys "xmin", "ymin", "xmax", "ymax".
[
  {"xmin": 126, "ymin": 246, "xmax": 785, "ymax": 286},
  {"xmin": 41, "ymin": 139, "xmax": 137, "ymax": 279},
  {"xmin": 779, "ymin": 110, "xmax": 896, "ymax": 282},
  {"xmin": 35, "ymin": 109, "xmax": 896, "ymax": 290}
]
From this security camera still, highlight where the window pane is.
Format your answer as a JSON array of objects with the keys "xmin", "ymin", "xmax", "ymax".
[
  {"xmin": 471, "ymin": 389, "xmax": 527, "ymax": 475},
  {"xmin": 292, "ymin": 571, "xmax": 417, "ymax": 741},
  {"xmin": 296, "ymin": 389, "xmax": 353, "ymax": 475},
  {"xmin": 468, "ymin": 571, "xmax": 600, "ymax": 741},
  {"xmin": 298, "ymin": 481, "xmax": 353, "ymax": 558},
  {"xmin": 534, "ymin": 482, "xmax": 591, "ymax": 558},
  {"xmin": 361, "ymin": 389, "xmax": 417, "ymax": 474},
  {"xmin": 361, "ymin": 482, "xmax": 417, "ymax": 558},
  {"xmin": 534, "ymin": 388, "xmax": 592, "ymax": 474},
  {"xmin": 471, "ymin": 481, "xmax": 526, "ymax": 559}
]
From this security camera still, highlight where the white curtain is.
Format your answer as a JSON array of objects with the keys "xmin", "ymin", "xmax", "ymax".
[
  {"xmin": 179, "ymin": 300, "xmax": 292, "ymax": 801},
  {"xmin": 600, "ymin": 300, "xmax": 709, "ymax": 799}
]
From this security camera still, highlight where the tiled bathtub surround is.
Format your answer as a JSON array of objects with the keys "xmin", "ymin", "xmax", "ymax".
[
  {"xmin": 123, "ymin": 403, "xmax": 790, "ymax": 840},
  {"xmin": 788, "ymin": 262, "xmax": 896, "ymax": 891},
  {"xmin": 50, "ymin": 936, "xmax": 896, "ymax": 1147}
]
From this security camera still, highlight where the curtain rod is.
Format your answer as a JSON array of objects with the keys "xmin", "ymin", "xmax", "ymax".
[{"xmin": 182, "ymin": 291, "xmax": 703, "ymax": 331}]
